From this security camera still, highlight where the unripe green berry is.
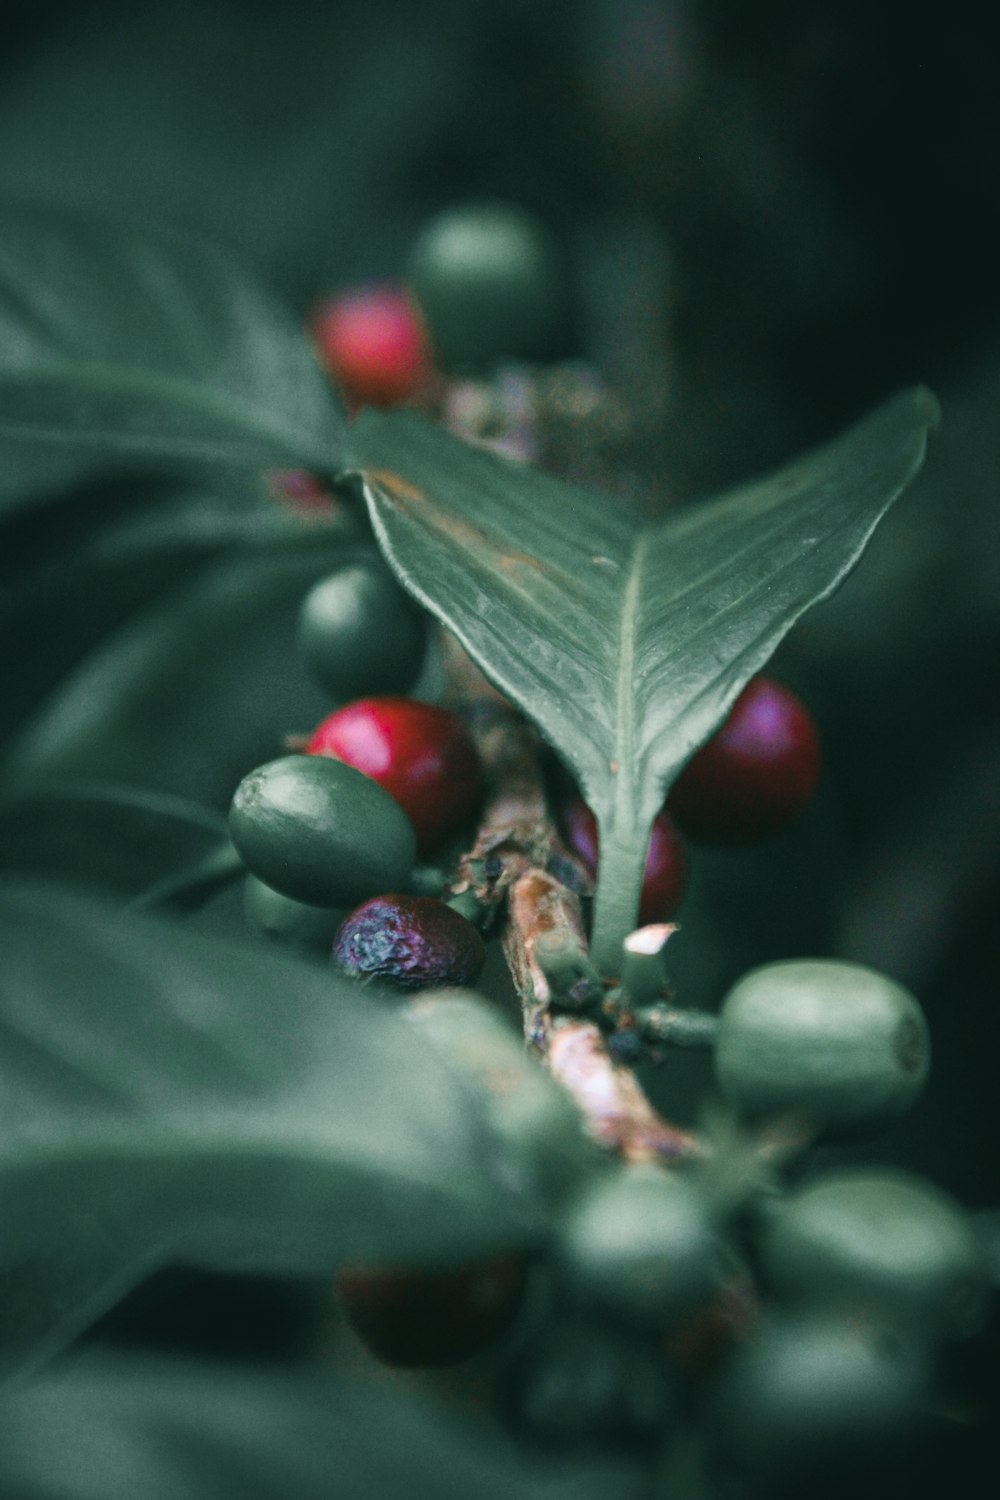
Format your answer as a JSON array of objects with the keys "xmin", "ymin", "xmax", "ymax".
[
  {"xmin": 714, "ymin": 959, "xmax": 929, "ymax": 1139},
  {"xmin": 242, "ymin": 874, "xmax": 345, "ymax": 954},
  {"xmin": 296, "ymin": 560, "xmax": 426, "ymax": 701},
  {"xmin": 229, "ymin": 754, "xmax": 416, "ymax": 907},
  {"xmin": 555, "ymin": 1164, "xmax": 726, "ymax": 1330},
  {"xmin": 760, "ymin": 1168, "xmax": 992, "ymax": 1340}
]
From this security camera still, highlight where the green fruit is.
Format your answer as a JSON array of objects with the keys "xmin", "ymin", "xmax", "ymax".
[
  {"xmin": 242, "ymin": 873, "xmax": 345, "ymax": 954},
  {"xmin": 229, "ymin": 754, "xmax": 416, "ymax": 907},
  {"xmin": 406, "ymin": 201, "xmax": 571, "ymax": 370},
  {"xmin": 714, "ymin": 959, "xmax": 929, "ymax": 1138},
  {"xmin": 296, "ymin": 560, "xmax": 426, "ymax": 701},
  {"xmin": 556, "ymin": 1164, "xmax": 725, "ymax": 1330},
  {"xmin": 761, "ymin": 1168, "xmax": 991, "ymax": 1340}
]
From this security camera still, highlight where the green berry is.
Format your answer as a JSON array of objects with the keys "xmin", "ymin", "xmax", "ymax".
[
  {"xmin": 760, "ymin": 1168, "xmax": 991, "ymax": 1340},
  {"xmin": 556, "ymin": 1164, "xmax": 725, "ymax": 1330},
  {"xmin": 242, "ymin": 874, "xmax": 345, "ymax": 954},
  {"xmin": 714, "ymin": 959, "xmax": 930, "ymax": 1139},
  {"xmin": 296, "ymin": 560, "xmax": 426, "ymax": 701},
  {"xmin": 406, "ymin": 201, "xmax": 571, "ymax": 370},
  {"xmin": 229, "ymin": 754, "xmax": 416, "ymax": 907}
]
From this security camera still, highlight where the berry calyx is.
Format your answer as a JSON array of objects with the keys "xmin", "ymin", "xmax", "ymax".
[
  {"xmin": 337, "ymin": 1255, "xmax": 526, "ymax": 1367},
  {"xmin": 296, "ymin": 559, "xmax": 427, "ymax": 701},
  {"xmin": 667, "ymin": 676, "xmax": 821, "ymax": 844},
  {"xmin": 309, "ymin": 282, "xmax": 432, "ymax": 409},
  {"xmin": 333, "ymin": 894, "xmax": 486, "ymax": 991},
  {"xmin": 561, "ymin": 797, "xmax": 688, "ymax": 923},
  {"xmin": 307, "ymin": 697, "xmax": 483, "ymax": 858}
]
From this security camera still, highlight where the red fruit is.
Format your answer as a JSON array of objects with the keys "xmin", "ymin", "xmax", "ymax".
[
  {"xmin": 561, "ymin": 798, "xmax": 688, "ymax": 923},
  {"xmin": 333, "ymin": 893, "xmax": 486, "ymax": 991},
  {"xmin": 337, "ymin": 1256, "xmax": 526, "ymax": 1367},
  {"xmin": 309, "ymin": 283, "xmax": 432, "ymax": 408},
  {"xmin": 667, "ymin": 676, "xmax": 821, "ymax": 844},
  {"xmin": 307, "ymin": 697, "xmax": 483, "ymax": 858}
]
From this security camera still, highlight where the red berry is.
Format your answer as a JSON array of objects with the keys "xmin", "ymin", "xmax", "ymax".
[
  {"xmin": 667, "ymin": 676, "xmax": 821, "ymax": 844},
  {"xmin": 337, "ymin": 1256, "xmax": 526, "ymax": 1367},
  {"xmin": 309, "ymin": 283, "xmax": 432, "ymax": 408},
  {"xmin": 333, "ymin": 893, "xmax": 486, "ymax": 991},
  {"xmin": 561, "ymin": 798, "xmax": 688, "ymax": 924},
  {"xmin": 307, "ymin": 697, "xmax": 483, "ymax": 858}
]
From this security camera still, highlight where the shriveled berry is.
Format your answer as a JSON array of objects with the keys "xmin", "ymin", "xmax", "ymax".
[
  {"xmin": 667, "ymin": 676, "xmax": 821, "ymax": 844},
  {"xmin": 334, "ymin": 894, "xmax": 485, "ymax": 991},
  {"xmin": 229, "ymin": 754, "xmax": 415, "ymax": 907},
  {"xmin": 714, "ymin": 959, "xmax": 930, "ymax": 1139},
  {"xmin": 309, "ymin": 282, "xmax": 431, "ymax": 408},
  {"xmin": 337, "ymin": 1255, "xmax": 525, "ymax": 1366},
  {"xmin": 297, "ymin": 560, "xmax": 427, "ymax": 701},
  {"xmin": 307, "ymin": 697, "xmax": 483, "ymax": 858},
  {"xmin": 561, "ymin": 797, "xmax": 688, "ymax": 923},
  {"xmin": 406, "ymin": 201, "xmax": 571, "ymax": 370}
]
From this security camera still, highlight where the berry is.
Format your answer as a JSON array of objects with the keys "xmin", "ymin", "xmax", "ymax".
[
  {"xmin": 243, "ymin": 873, "xmax": 345, "ymax": 954},
  {"xmin": 406, "ymin": 201, "xmax": 571, "ymax": 370},
  {"xmin": 306, "ymin": 697, "xmax": 483, "ymax": 858},
  {"xmin": 228, "ymin": 754, "xmax": 416, "ymax": 908},
  {"xmin": 297, "ymin": 559, "xmax": 427, "ymax": 701},
  {"xmin": 760, "ymin": 1168, "xmax": 992, "ymax": 1340},
  {"xmin": 561, "ymin": 797, "xmax": 688, "ymax": 923},
  {"xmin": 337, "ymin": 1255, "xmax": 525, "ymax": 1367},
  {"xmin": 309, "ymin": 282, "xmax": 431, "ymax": 408},
  {"xmin": 667, "ymin": 676, "xmax": 821, "ymax": 844},
  {"xmin": 333, "ymin": 894, "xmax": 485, "ymax": 991},
  {"xmin": 714, "ymin": 959, "xmax": 930, "ymax": 1139}
]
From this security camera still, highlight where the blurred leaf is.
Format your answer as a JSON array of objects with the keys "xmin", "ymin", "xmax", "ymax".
[
  {"xmin": 1, "ymin": 538, "xmax": 349, "ymax": 809},
  {"xmin": 0, "ymin": 202, "xmax": 345, "ymax": 469},
  {"xmin": 0, "ymin": 881, "xmax": 545, "ymax": 1380},
  {"xmin": 0, "ymin": 1352, "xmax": 645, "ymax": 1500},
  {"xmin": 0, "ymin": 780, "xmax": 229, "ymax": 899},
  {"xmin": 349, "ymin": 390, "xmax": 937, "ymax": 967}
]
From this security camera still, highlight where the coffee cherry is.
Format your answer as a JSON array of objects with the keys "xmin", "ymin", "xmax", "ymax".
[
  {"xmin": 556, "ymin": 1165, "xmax": 725, "ymax": 1331},
  {"xmin": 337, "ymin": 1255, "xmax": 525, "ymax": 1366},
  {"xmin": 307, "ymin": 697, "xmax": 483, "ymax": 858},
  {"xmin": 297, "ymin": 560, "xmax": 427, "ymax": 702},
  {"xmin": 560, "ymin": 797, "xmax": 688, "ymax": 922},
  {"xmin": 334, "ymin": 894, "xmax": 486, "ymax": 991},
  {"xmin": 406, "ymin": 201, "xmax": 571, "ymax": 370},
  {"xmin": 760, "ymin": 1168, "xmax": 992, "ymax": 1341},
  {"xmin": 714, "ymin": 959, "xmax": 930, "ymax": 1139},
  {"xmin": 667, "ymin": 676, "xmax": 821, "ymax": 843},
  {"xmin": 309, "ymin": 283, "xmax": 431, "ymax": 408},
  {"xmin": 243, "ymin": 873, "xmax": 345, "ymax": 954},
  {"xmin": 229, "ymin": 754, "xmax": 415, "ymax": 908}
]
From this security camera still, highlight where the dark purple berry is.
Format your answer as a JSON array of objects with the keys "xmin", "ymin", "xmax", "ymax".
[{"xmin": 333, "ymin": 893, "xmax": 485, "ymax": 990}]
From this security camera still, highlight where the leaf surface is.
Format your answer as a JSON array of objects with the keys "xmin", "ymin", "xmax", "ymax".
[
  {"xmin": 0, "ymin": 203, "xmax": 345, "ymax": 469},
  {"xmin": 349, "ymin": 390, "xmax": 938, "ymax": 966}
]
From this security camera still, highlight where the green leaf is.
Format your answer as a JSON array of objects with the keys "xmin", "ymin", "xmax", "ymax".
[
  {"xmin": 1, "ymin": 538, "xmax": 348, "ymax": 809},
  {"xmin": 0, "ymin": 202, "xmax": 345, "ymax": 470},
  {"xmin": 0, "ymin": 779, "xmax": 228, "ymax": 899},
  {"xmin": 0, "ymin": 1354, "xmax": 645, "ymax": 1500},
  {"xmin": 0, "ymin": 881, "xmax": 544, "ymax": 1380},
  {"xmin": 348, "ymin": 389, "xmax": 938, "ymax": 970}
]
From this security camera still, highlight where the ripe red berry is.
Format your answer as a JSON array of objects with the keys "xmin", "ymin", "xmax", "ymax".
[
  {"xmin": 337, "ymin": 1256, "xmax": 526, "ymax": 1367},
  {"xmin": 307, "ymin": 697, "xmax": 483, "ymax": 858},
  {"xmin": 309, "ymin": 283, "xmax": 432, "ymax": 409},
  {"xmin": 333, "ymin": 893, "xmax": 486, "ymax": 991},
  {"xmin": 561, "ymin": 797, "xmax": 688, "ymax": 924},
  {"xmin": 667, "ymin": 676, "xmax": 821, "ymax": 844}
]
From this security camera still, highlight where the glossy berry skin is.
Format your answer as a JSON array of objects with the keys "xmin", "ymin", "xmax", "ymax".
[
  {"xmin": 307, "ymin": 697, "xmax": 483, "ymax": 858},
  {"xmin": 561, "ymin": 798, "xmax": 688, "ymax": 923},
  {"xmin": 334, "ymin": 894, "xmax": 486, "ymax": 991},
  {"xmin": 309, "ymin": 283, "xmax": 431, "ymax": 408},
  {"xmin": 667, "ymin": 676, "xmax": 821, "ymax": 844},
  {"xmin": 337, "ymin": 1256, "xmax": 525, "ymax": 1367},
  {"xmin": 297, "ymin": 560, "xmax": 427, "ymax": 701}
]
